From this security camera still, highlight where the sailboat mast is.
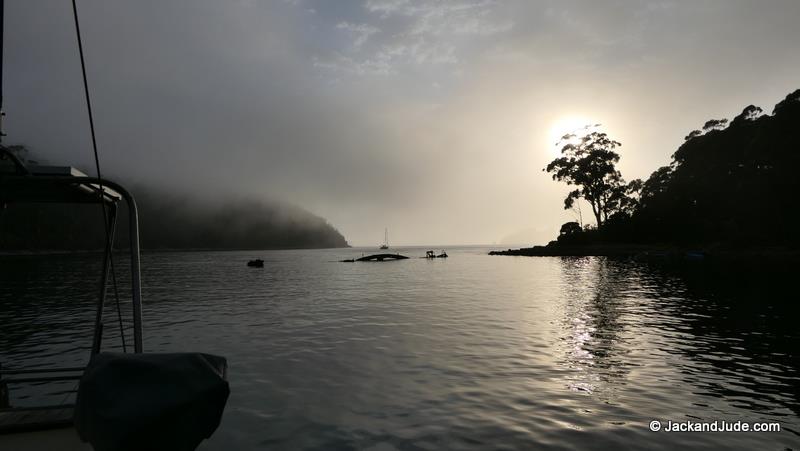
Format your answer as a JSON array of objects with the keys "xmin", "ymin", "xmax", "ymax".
[
  {"xmin": 385, "ymin": 228, "xmax": 388, "ymax": 246},
  {"xmin": 1, "ymin": 0, "xmax": 5, "ymax": 143}
]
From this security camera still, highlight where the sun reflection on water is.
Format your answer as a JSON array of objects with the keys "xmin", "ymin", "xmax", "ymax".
[{"xmin": 556, "ymin": 257, "xmax": 635, "ymax": 399}]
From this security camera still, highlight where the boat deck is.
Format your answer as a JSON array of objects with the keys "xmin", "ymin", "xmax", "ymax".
[
  {"xmin": 0, "ymin": 406, "xmax": 75, "ymax": 434},
  {"xmin": 0, "ymin": 423, "xmax": 88, "ymax": 451}
]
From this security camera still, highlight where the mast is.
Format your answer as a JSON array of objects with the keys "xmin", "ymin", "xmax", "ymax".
[
  {"xmin": 1, "ymin": 0, "xmax": 5, "ymax": 143},
  {"xmin": 385, "ymin": 227, "xmax": 388, "ymax": 247}
]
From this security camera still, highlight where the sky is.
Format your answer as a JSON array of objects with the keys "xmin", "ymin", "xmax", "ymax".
[{"xmin": 3, "ymin": 0, "xmax": 800, "ymax": 246}]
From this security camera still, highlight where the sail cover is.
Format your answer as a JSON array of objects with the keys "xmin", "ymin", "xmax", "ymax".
[{"xmin": 74, "ymin": 352, "xmax": 229, "ymax": 451}]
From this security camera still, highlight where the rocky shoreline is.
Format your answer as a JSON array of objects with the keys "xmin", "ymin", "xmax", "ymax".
[
  {"xmin": 489, "ymin": 243, "xmax": 800, "ymax": 263},
  {"xmin": 489, "ymin": 243, "xmax": 663, "ymax": 257}
]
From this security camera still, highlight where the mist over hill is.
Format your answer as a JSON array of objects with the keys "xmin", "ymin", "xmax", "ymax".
[
  {"xmin": 0, "ymin": 154, "xmax": 349, "ymax": 251},
  {"xmin": 133, "ymin": 190, "xmax": 349, "ymax": 250}
]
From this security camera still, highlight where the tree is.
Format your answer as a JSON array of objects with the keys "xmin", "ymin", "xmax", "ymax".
[
  {"xmin": 639, "ymin": 166, "xmax": 673, "ymax": 207},
  {"xmin": 559, "ymin": 221, "xmax": 582, "ymax": 236},
  {"xmin": 613, "ymin": 178, "xmax": 643, "ymax": 216},
  {"xmin": 539, "ymin": 88, "xmax": 800, "ymax": 247},
  {"xmin": 772, "ymin": 88, "xmax": 800, "ymax": 115},
  {"xmin": 702, "ymin": 118, "xmax": 728, "ymax": 132},
  {"xmin": 684, "ymin": 129, "xmax": 702, "ymax": 141},
  {"xmin": 731, "ymin": 105, "xmax": 763, "ymax": 124},
  {"xmin": 544, "ymin": 130, "xmax": 634, "ymax": 228}
]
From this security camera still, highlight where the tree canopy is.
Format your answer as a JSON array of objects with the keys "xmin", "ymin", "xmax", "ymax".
[
  {"xmin": 545, "ymin": 129, "xmax": 640, "ymax": 228},
  {"xmin": 548, "ymin": 88, "xmax": 800, "ymax": 248}
]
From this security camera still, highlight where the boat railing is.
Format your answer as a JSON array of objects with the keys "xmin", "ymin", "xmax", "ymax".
[
  {"xmin": 0, "ymin": 368, "xmax": 84, "ymax": 386},
  {"xmin": 0, "ymin": 364, "xmax": 84, "ymax": 411},
  {"xmin": 1, "ymin": 148, "xmax": 144, "ymax": 416},
  {"xmin": 1, "ymin": 161, "xmax": 143, "ymax": 354},
  {"xmin": 0, "ymin": 174, "xmax": 144, "ymax": 354}
]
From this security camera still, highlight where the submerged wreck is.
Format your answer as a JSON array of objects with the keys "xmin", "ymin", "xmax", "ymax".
[
  {"xmin": 357, "ymin": 253, "xmax": 409, "ymax": 261},
  {"xmin": 341, "ymin": 250, "xmax": 451, "ymax": 262},
  {"xmin": 340, "ymin": 253, "xmax": 410, "ymax": 262}
]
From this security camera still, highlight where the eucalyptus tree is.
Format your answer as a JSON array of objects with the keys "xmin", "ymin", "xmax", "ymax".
[{"xmin": 544, "ymin": 130, "xmax": 634, "ymax": 228}]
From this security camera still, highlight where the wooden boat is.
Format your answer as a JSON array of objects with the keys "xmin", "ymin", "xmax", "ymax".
[{"xmin": 247, "ymin": 259, "xmax": 265, "ymax": 267}]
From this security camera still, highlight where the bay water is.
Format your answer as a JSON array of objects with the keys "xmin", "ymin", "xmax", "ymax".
[{"xmin": 1, "ymin": 247, "xmax": 798, "ymax": 450}]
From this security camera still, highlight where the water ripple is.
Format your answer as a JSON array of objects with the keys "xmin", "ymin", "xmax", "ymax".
[{"xmin": 1, "ymin": 249, "xmax": 799, "ymax": 450}]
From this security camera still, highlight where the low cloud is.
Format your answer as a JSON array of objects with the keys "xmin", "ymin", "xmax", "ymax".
[{"xmin": 4, "ymin": 0, "xmax": 800, "ymax": 245}]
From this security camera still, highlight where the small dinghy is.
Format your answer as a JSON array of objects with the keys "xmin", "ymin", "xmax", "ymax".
[
  {"xmin": 247, "ymin": 259, "xmax": 264, "ymax": 267},
  {"xmin": 425, "ymin": 250, "xmax": 448, "ymax": 258}
]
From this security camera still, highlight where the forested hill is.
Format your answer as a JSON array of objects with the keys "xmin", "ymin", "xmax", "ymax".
[
  {"xmin": 558, "ymin": 88, "xmax": 800, "ymax": 248},
  {"xmin": 0, "ymin": 181, "xmax": 349, "ymax": 251},
  {"xmin": 134, "ymin": 191, "xmax": 350, "ymax": 250}
]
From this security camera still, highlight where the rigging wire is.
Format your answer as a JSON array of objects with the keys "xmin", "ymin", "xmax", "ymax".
[{"xmin": 71, "ymin": 0, "xmax": 126, "ymax": 353}]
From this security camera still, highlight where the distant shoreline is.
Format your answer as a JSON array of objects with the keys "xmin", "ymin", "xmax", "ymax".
[
  {"xmin": 490, "ymin": 243, "xmax": 663, "ymax": 257},
  {"xmin": 489, "ymin": 243, "xmax": 800, "ymax": 262}
]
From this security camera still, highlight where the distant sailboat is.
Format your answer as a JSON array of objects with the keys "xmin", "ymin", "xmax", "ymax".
[{"xmin": 379, "ymin": 228, "xmax": 389, "ymax": 250}]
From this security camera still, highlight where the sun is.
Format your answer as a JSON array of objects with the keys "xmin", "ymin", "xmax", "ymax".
[{"xmin": 548, "ymin": 116, "xmax": 595, "ymax": 156}]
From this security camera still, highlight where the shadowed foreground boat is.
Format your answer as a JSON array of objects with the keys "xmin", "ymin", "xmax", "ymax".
[{"xmin": 0, "ymin": 148, "xmax": 230, "ymax": 451}]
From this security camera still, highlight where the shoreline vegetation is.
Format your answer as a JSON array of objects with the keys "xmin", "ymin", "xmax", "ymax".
[
  {"xmin": 489, "ymin": 243, "xmax": 800, "ymax": 263},
  {"xmin": 492, "ymin": 89, "xmax": 800, "ymax": 260}
]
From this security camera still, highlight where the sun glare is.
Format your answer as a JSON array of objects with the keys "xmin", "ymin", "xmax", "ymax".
[{"xmin": 548, "ymin": 116, "xmax": 595, "ymax": 157}]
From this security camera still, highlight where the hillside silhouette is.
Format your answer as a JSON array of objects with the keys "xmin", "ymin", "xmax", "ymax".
[
  {"xmin": 618, "ymin": 89, "xmax": 800, "ymax": 247},
  {"xmin": 0, "ymin": 154, "xmax": 349, "ymax": 251},
  {"xmin": 501, "ymin": 88, "xmax": 800, "ymax": 255}
]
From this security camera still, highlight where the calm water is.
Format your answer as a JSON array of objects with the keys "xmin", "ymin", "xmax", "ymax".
[{"xmin": 1, "ymin": 247, "xmax": 799, "ymax": 450}]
